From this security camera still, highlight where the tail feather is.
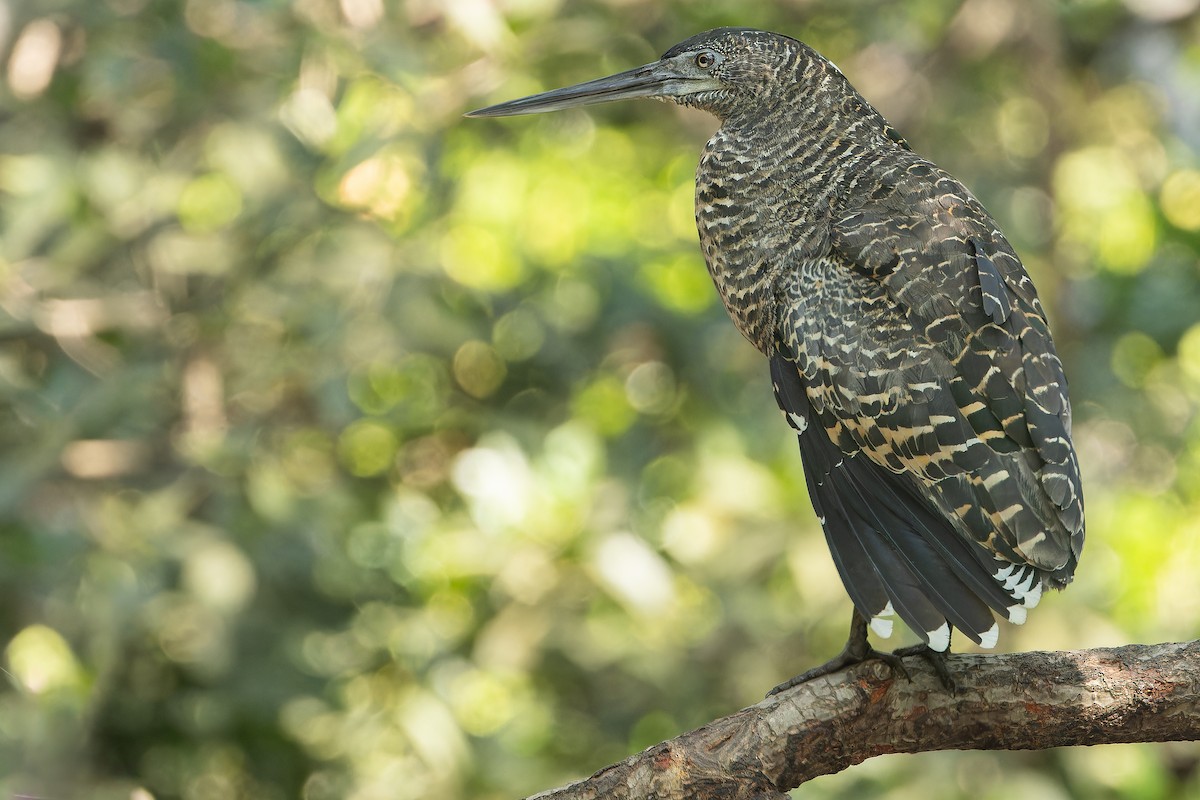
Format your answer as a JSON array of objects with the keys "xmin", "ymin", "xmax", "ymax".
[
  {"xmin": 864, "ymin": 456, "xmax": 1027, "ymax": 623},
  {"xmin": 800, "ymin": 449, "xmax": 896, "ymax": 636},
  {"xmin": 771, "ymin": 354, "xmax": 1018, "ymax": 650},
  {"xmin": 827, "ymin": 474, "xmax": 957, "ymax": 648},
  {"xmin": 832, "ymin": 449, "xmax": 998, "ymax": 647}
]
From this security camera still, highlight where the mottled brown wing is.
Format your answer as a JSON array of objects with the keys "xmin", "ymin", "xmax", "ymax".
[{"xmin": 778, "ymin": 157, "xmax": 1083, "ymax": 581}]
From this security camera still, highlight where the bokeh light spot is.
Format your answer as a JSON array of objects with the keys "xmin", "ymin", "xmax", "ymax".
[
  {"xmin": 638, "ymin": 254, "xmax": 716, "ymax": 313},
  {"xmin": 338, "ymin": 419, "xmax": 399, "ymax": 477},
  {"xmin": 523, "ymin": 173, "xmax": 587, "ymax": 265},
  {"xmin": 177, "ymin": 173, "xmax": 243, "ymax": 232},
  {"xmin": 6, "ymin": 625, "xmax": 84, "ymax": 695},
  {"xmin": 440, "ymin": 225, "xmax": 524, "ymax": 290},
  {"xmin": 997, "ymin": 96, "xmax": 1049, "ymax": 159},
  {"xmin": 592, "ymin": 532, "xmax": 674, "ymax": 614},
  {"xmin": 624, "ymin": 361, "xmax": 677, "ymax": 415},
  {"xmin": 1177, "ymin": 323, "xmax": 1200, "ymax": 394},
  {"xmin": 7, "ymin": 19, "xmax": 61, "ymax": 100},
  {"xmin": 281, "ymin": 87, "xmax": 337, "ymax": 150},
  {"xmin": 662, "ymin": 505, "xmax": 721, "ymax": 565},
  {"xmin": 1054, "ymin": 147, "xmax": 1156, "ymax": 273},
  {"xmin": 337, "ymin": 154, "xmax": 413, "ymax": 222},
  {"xmin": 452, "ymin": 437, "xmax": 532, "ymax": 529},
  {"xmin": 1160, "ymin": 169, "xmax": 1200, "ymax": 231},
  {"xmin": 452, "ymin": 340, "xmax": 507, "ymax": 398},
  {"xmin": 183, "ymin": 539, "xmax": 257, "ymax": 612},
  {"xmin": 492, "ymin": 308, "xmax": 545, "ymax": 361},
  {"xmin": 1111, "ymin": 332, "xmax": 1163, "ymax": 389},
  {"xmin": 450, "ymin": 668, "xmax": 517, "ymax": 736},
  {"xmin": 572, "ymin": 375, "xmax": 636, "ymax": 436}
]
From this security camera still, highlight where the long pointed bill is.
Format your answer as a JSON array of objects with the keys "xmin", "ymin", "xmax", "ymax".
[{"xmin": 466, "ymin": 62, "xmax": 683, "ymax": 117}]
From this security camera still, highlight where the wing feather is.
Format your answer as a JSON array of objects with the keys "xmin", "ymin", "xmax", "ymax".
[{"xmin": 773, "ymin": 153, "xmax": 1084, "ymax": 645}]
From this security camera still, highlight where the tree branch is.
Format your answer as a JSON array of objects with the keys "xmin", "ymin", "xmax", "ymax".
[{"xmin": 528, "ymin": 640, "xmax": 1200, "ymax": 800}]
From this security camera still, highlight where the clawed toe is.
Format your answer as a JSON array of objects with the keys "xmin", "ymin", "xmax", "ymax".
[
  {"xmin": 767, "ymin": 611, "xmax": 912, "ymax": 696},
  {"xmin": 892, "ymin": 643, "xmax": 956, "ymax": 692},
  {"xmin": 770, "ymin": 612, "xmax": 963, "ymax": 696}
]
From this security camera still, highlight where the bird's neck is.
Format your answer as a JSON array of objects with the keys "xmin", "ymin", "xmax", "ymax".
[
  {"xmin": 696, "ymin": 71, "xmax": 903, "ymax": 354},
  {"xmin": 723, "ymin": 64, "xmax": 900, "ymax": 199}
]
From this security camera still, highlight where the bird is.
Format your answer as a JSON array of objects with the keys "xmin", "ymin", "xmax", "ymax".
[{"xmin": 467, "ymin": 27, "xmax": 1085, "ymax": 691}]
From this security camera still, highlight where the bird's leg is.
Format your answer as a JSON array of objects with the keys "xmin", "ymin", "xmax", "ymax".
[
  {"xmin": 892, "ymin": 631, "xmax": 956, "ymax": 693},
  {"xmin": 766, "ymin": 610, "xmax": 909, "ymax": 696}
]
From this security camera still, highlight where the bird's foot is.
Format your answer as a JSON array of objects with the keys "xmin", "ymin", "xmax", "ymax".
[
  {"xmin": 766, "ymin": 644, "xmax": 908, "ymax": 696},
  {"xmin": 891, "ymin": 642, "xmax": 956, "ymax": 693}
]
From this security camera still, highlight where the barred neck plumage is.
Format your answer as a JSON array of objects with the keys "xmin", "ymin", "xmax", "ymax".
[
  {"xmin": 682, "ymin": 35, "xmax": 903, "ymax": 161},
  {"xmin": 691, "ymin": 42, "xmax": 909, "ymax": 353}
]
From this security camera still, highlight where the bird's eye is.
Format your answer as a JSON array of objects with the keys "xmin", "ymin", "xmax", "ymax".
[{"xmin": 695, "ymin": 52, "xmax": 715, "ymax": 69}]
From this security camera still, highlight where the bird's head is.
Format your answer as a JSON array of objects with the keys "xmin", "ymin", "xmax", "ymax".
[{"xmin": 467, "ymin": 28, "xmax": 822, "ymax": 123}]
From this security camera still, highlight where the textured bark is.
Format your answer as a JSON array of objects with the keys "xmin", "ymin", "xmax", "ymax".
[{"xmin": 527, "ymin": 641, "xmax": 1200, "ymax": 800}]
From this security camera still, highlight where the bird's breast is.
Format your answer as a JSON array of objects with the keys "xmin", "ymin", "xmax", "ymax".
[
  {"xmin": 696, "ymin": 134, "xmax": 783, "ymax": 353},
  {"xmin": 695, "ymin": 128, "xmax": 831, "ymax": 354}
]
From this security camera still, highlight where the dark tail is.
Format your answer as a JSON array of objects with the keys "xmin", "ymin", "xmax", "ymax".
[{"xmin": 771, "ymin": 354, "xmax": 1010, "ymax": 649}]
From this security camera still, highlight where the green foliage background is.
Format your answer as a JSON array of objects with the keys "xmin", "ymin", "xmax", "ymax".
[{"xmin": 2, "ymin": 0, "xmax": 1200, "ymax": 797}]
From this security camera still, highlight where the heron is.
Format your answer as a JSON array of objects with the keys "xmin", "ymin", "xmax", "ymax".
[{"xmin": 467, "ymin": 27, "xmax": 1084, "ymax": 692}]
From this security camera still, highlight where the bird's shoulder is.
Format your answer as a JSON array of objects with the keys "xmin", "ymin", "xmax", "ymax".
[{"xmin": 831, "ymin": 156, "xmax": 1038, "ymax": 320}]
